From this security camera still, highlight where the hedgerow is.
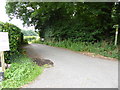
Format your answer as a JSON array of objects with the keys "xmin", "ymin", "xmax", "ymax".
[{"xmin": 0, "ymin": 21, "xmax": 23, "ymax": 63}]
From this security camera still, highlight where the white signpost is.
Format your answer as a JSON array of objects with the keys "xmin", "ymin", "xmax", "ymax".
[{"xmin": 0, "ymin": 32, "xmax": 10, "ymax": 72}]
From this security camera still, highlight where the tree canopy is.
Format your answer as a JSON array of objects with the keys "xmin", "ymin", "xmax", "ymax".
[{"xmin": 6, "ymin": 2, "xmax": 120, "ymax": 42}]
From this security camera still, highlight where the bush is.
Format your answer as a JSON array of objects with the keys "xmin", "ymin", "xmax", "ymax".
[{"xmin": 0, "ymin": 21, "xmax": 23, "ymax": 63}]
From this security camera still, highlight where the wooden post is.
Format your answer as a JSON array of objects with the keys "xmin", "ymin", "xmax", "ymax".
[
  {"xmin": 114, "ymin": 25, "xmax": 119, "ymax": 46},
  {"xmin": 0, "ymin": 51, "xmax": 5, "ymax": 72}
]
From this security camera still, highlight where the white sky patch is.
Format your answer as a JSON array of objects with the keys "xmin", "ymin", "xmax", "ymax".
[{"xmin": 0, "ymin": 0, "xmax": 35, "ymax": 30}]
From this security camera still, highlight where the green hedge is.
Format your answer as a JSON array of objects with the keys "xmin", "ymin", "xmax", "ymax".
[{"xmin": 0, "ymin": 21, "xmax": 23, "ymax": 63}]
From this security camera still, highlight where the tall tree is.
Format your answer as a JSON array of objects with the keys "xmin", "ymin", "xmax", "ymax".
[{"xmin": 6, "ymin": 2, "xmax": 116, "ymax": 42}]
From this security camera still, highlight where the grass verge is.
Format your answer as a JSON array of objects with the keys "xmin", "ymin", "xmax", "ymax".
[
  {"xmin": 1, "ymin": 54, "xmax": 43, "ymax": 88},
  {"xmin": 33, "ymin": 39, "xmax": 118, "ymax": 59}
]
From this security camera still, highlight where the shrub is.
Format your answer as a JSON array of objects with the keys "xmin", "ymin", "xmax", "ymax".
[{"xmin": 0, "ymin": 21, "xmax": 23, "ymax": 63}]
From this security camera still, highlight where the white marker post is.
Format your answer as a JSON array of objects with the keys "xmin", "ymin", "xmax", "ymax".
[
  {"xmin": 113, "ymin": 25, "xmax": 119, "ymax": 46},
  {"xmin": 0, "ymin": 32, "xmax": 10, "ymax": 72}
]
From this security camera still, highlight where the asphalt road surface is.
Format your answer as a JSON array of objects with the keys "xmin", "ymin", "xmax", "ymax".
[{"xmin": 23, "ymin": 44, "xmax": 118, "ymax": 88}]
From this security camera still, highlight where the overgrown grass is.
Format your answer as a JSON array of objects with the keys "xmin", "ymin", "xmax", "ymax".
[
  {"xmin": 33, "ymin": 39, "xmax": 118, "ymax": 59},
  {"xmin": 2, "ymin": 54, "xmax": 43, "ymax": 88}
]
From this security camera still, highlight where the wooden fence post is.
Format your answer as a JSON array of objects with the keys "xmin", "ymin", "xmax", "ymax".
[{"xmin": 0, "ymin": 51, "xmax": 5, "ymax": 72}]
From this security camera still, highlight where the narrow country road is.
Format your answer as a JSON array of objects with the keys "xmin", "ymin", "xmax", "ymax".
[{"xmin": 23, "ymin": 44, "xmax": 118, "ymax": 88}]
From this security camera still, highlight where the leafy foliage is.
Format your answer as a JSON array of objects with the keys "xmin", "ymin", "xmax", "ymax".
[
  {"xmin": 2, "ymin": 54, "xmax": 43, "ymax": 88},
  {"xmin": 0, "ymin": 21, "xmax": 23, "ymax": 63},
  {"xmin": 5, "ymin": 2, "xmax": 119, "ymax": 43}
]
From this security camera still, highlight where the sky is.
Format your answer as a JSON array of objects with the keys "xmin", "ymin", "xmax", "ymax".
[{"xmin": 0, "ymin": 0, "xmax": 34, "ymax": 30}]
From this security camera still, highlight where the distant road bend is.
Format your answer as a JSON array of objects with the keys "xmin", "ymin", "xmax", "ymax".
[{"xmin": 24, "ymin": 44, "xmax": 118, "ymax": 88}]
